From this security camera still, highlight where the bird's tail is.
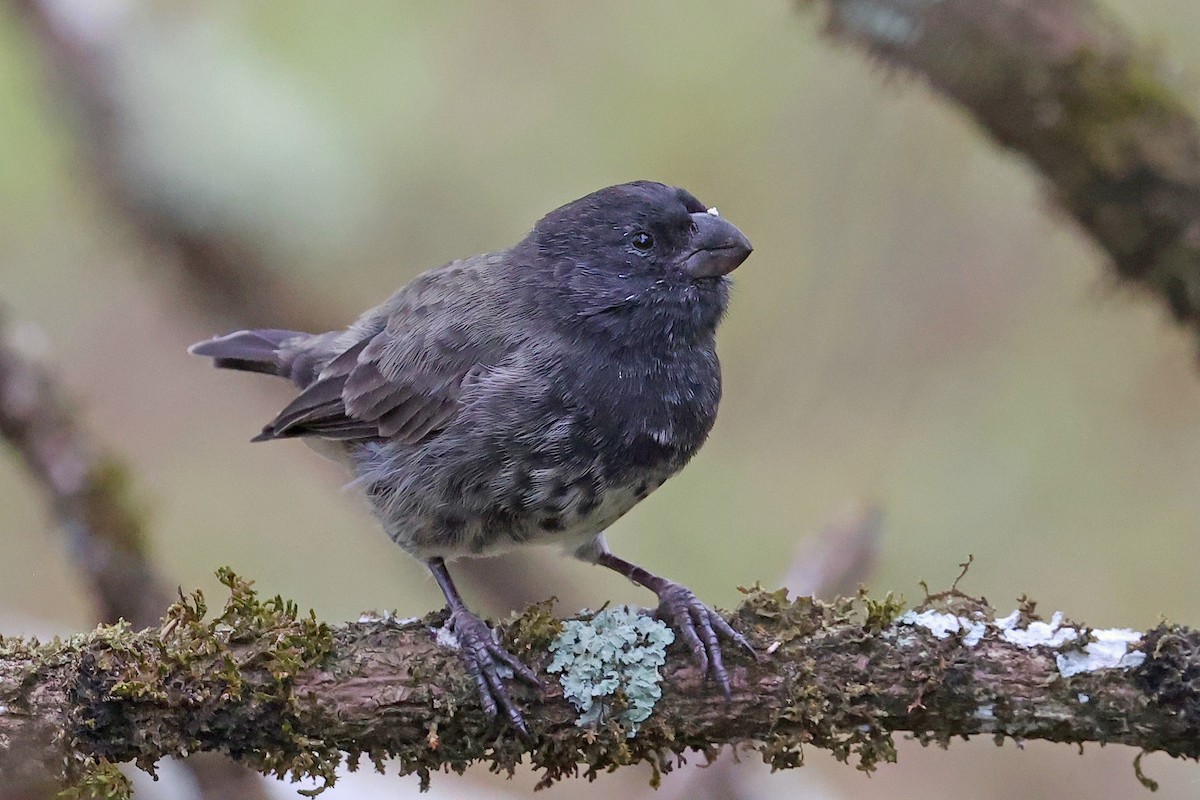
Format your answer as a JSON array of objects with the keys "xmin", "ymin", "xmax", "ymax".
[{"xmin": 188, "ymin": 329, "xmax": 308, "ymax": 379}]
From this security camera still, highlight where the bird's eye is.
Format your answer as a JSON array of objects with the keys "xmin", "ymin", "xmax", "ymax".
[{"xmin": 630, "ymin": 231, "xmax": 655, "ymax": 252}]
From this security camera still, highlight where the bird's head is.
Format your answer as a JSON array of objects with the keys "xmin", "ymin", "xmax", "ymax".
[{"xmin": 529, "ymin": 181, "xmax": 753, "ymax": 340}]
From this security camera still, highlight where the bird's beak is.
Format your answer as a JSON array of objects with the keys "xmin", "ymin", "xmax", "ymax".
[{"xmin": 681, "ymin": 212, "xmax": 753, "ymax": 278}]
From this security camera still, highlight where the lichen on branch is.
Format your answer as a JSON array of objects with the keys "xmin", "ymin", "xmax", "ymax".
[{"xmin": 1, "ymin": 571, "xmax": 1199, "ymax": 797}]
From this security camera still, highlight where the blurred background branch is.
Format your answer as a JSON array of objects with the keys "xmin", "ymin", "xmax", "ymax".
[
  {"xmin": 0, "ymin": 314, "xmax": 167, "ymax": 626},
  {"xmin": 804, "ymin": 0, "xmax": 1200, "ymax": 354},
  {"xmin": 12, "ymin": 0, "xmax": 346, "ymax": 332},
  {"xmin": 0, "ymin": 313, "xmax": 272, "ymax": 799}
]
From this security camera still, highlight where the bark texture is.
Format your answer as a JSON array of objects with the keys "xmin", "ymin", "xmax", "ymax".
[{"xmin": 1, "ymin": 574, "xmax": 1197, "ymax": 796}]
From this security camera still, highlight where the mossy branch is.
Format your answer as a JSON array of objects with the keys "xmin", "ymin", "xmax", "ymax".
[
  {"xmin": 1, "ymin": 571, "xmax": 1198, "ymax": 797},
  {"xmin": 802, "ymin": 0, "xmax": 1200, "ymax": 351}
]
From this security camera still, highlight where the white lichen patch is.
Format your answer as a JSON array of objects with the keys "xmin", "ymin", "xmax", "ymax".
[
  {"xmin": 547, "ymin": 605, "xmax": 675, "ymax": 736},
  {"xmin": 1056, "ymin": 628, "xmax": 1145, "ymax": 678},
  {"xmin": 895, "ymin": 605, "xmax": 1147, "ymax": 679},
  {"xmin": 897, "ymin": 610, "xmax": 986, "ymax": 647},
  {"xmin": 995, "ymin": 610, "xmax": 1079, "ymax": 649},
  {"xmin": 961, "ymin": 617, "xmax": 987, "ymax": 647},
  {"xmin": 433, "ymin": 624, "xmax": 460, "ymax": 651},
  {"xmin": 898, "ymin": 610, "xmax": 958, "ymax": 639},
  {"xmin": 357, "ymin": 609, "xmax": 419, "ymax": 626}
]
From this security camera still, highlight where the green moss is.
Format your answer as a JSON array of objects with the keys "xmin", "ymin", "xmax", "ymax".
[
  {"xmin": 736, "ymin": 584, "xmax": 833, "ymax": 644},
  {"xmin": 503, "ymin": 597, "xmax": 564, "ymax": 656},
  {"xmin": 59, "ymin": 568, "xmax": 341, "ymax": 796},
  {"xmin": 862, "ymin": 591, "xmax": 906, "ymax": 632},
  {"xmin": 737, "ymin": 584, "xmax": 899, "ymax": 775},
  {"xmin": 175, "ymin": 569, "xmax": 339, "ymax": 789},
  {"xmin": 80, "ymin": 458, "xmax": 150, "ymax": 555},
  {"xmin": 1057, "ymin": 48, "xmax": 1181, "ymax": 174},
  {"xmin": 59, "ymin": 758, "xmax": 132, "ymax": 800}
]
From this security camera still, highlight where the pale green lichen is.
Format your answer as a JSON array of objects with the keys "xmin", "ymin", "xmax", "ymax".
[{"xmin": 546, "ymin": 606, "xmax": 674, "ymax": 736}]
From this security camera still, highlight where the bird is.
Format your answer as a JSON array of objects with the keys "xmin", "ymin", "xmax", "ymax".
[{"xmin": 189, "ymin": 181, "xmax": 754, "ymax": 733}]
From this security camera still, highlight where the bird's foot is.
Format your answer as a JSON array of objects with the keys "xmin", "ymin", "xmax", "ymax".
[
  {"xmin": 442, "ymin": 607, "xmax": 541, "ymax": 734},
  {"xmin": 653, "ymin": 582, "xmax": 755, "ymax": 699}
]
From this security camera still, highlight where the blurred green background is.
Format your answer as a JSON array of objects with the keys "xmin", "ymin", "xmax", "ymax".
[{"xmin": 3, "ymin": 1, "xmax": 1200, "ymax": 798}]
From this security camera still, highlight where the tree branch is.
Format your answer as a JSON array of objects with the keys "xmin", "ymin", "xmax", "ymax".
[
  {"xmin": 0, "ymin": 315, "xmax": 170, "ymax": 628},
  {"xmin": 1, "ymin": 572, "xmax": 1196, "ymax": 796},
  {"xmin": 802, "ymin": 0, "xmax": 1200, "ymax": 349},
  {"xmin": 0, "ymin": 314, "xmax": 275, "ymax": 799},
  {"xmin": 10, "ymin": 0, "xmax": 346, "ymax": 333}
]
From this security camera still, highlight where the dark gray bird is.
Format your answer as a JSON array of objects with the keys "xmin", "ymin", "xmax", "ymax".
[{"xmin": 189, "ymin": 181, "xmax": 754, "ymax": 733}]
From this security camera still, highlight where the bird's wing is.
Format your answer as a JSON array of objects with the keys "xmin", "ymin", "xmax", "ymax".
[{"xmin": 254, "ymin": 264, "xmax": 511, "ymax": 445}]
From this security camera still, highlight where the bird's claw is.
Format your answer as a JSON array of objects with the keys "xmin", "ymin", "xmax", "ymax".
[
  {"xmin": 653, "ymin": 582, "xmax": 754, "ymax": 699},
  {"xmin": 444, "ymin": 608, "xmax": 540, "ymax": 735}
]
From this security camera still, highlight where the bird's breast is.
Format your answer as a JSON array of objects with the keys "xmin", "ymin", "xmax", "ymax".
[
  {"xmin": 589, "ymin": 347, "xmax": 722, "ymax": 471},
  {"xmin": 359, "ymin": 339, "xmax": 722, "ymax": 560}
]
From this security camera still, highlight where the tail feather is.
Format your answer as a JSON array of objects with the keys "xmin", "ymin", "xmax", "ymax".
[{"xmin": 188, "ymin": 329, "xmax": 307, "ymax": 378}]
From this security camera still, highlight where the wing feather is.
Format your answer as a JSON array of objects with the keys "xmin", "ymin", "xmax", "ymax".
[{"xmin": 254, "ymin": 260, "xmax": 511, "ymax": 445}]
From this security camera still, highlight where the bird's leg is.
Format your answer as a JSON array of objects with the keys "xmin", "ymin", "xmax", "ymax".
[
  {"xmin": 426, "ymin": 557, "xmax": 540, "ymax": 734},
  {"xmin": 590, "ymin": 548, "xmax": 755, "ymax": 699}
]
